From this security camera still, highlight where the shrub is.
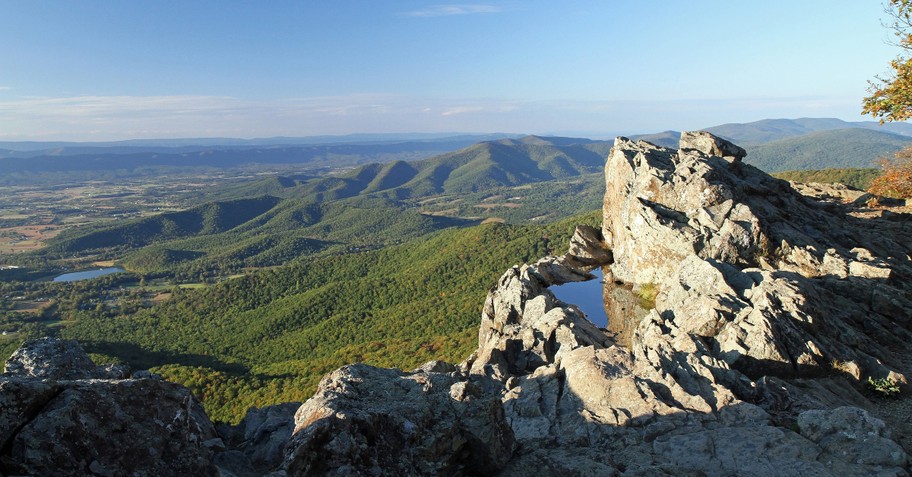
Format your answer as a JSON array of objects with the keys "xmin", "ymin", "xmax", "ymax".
[
  {"xmin": 636, "ymin": 282, "xmax": 658, "ymax": 310},
  {"xmin": 867, "ymin": 376, "xmax": 901, "ymax": 397},
  {"xmin": 869, "ymin": 147, "xmax": 912, "ymax": 199}
]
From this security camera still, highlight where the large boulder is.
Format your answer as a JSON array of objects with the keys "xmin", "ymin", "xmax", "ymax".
[
  {"xmin": 283, "ymin": 363, "xmax": 515, "ymax": 476},
  {"xmin": 0, "ymin": 338, "xmax": 220, "ymax": 476},
  {"xmin": 4, "ymin": 337, "xmax": 128, "ymax": 380}
]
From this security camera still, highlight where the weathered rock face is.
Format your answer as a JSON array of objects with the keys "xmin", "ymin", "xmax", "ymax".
[
  {"xmin": 602, "ymin": 133, "xmax": 912, "ymax": 388},
  {"xmin": 283, "ymin": 362, "xmax": 515, "ymax": 476},
  {"xmin": 215, "ymin": 402, "xmax": 300, "ymax": 476},
  {"xmin": 0, "ymin": 338, "xmax": 220, "ymax": 477},
  {"xmin": 4, "ymin": 337, "xmax": 128, "ymax": 380}
]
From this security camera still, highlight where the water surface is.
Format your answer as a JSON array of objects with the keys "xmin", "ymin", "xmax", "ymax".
[
  {"xmin": 53, "ymin": 267, "xmax": 125, "ymax": 282},
  {"xmin": 549, "ymin": 266, "xmax": 651, "ymax": 347},
  {"xmin": 549, "ymin": 267, "xmax": 609, "ymax": 328}
]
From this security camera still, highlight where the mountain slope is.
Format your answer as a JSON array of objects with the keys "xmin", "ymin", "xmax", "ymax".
[
  {"xmin": 743, "ymin": 128, "xmax": 912, "ymax": 172},
  {"xmin": 61, "ymin": 211, "xmax": 601, "ymax": 422},
  {"xmin": 705, "ymin": 117, "xmax": 912, "ymax": 145},
  {"xmin": 277, "ymin": 136, "xmax": 611, "ymax": 201}
]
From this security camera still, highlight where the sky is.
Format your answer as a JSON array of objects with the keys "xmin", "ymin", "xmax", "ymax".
[{"xmin": 0, "ymin": 1, "xmax": 901, "ymax": 141}]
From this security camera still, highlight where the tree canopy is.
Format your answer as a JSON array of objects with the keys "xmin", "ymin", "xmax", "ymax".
[
  {"xmin": 863, "ymin": 1, "xmax": 912, "ymax": 122},
  {"xmin": 864, "ymin": 1, "xmax": 912, "ymax": 198}
]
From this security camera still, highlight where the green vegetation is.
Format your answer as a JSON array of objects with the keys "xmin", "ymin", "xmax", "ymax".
[
  {"xmin": 635, "ymin": 282, "xmax": 658, "ymax": 310},
  {"xmin": 55, "ymin": 211, "xmax": 600, "ymax": 423},
  {"xmin": 744, "ymin": 128, "xmax": 912, "ymax": 172},
  {"xmin": 262, "ymin": 137, "xmax": 611, "ymax": 202},
  {"xmin": 771, "ymin": 168, "xmax": 880, "ymax": 190},
  {"xmin": 867, "ymin": 376, "xmax": 902, "ymax": 397}
]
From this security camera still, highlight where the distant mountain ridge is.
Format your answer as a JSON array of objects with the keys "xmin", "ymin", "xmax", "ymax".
[
  {"xmin": 219, "ymin": 136, "xmax": 613, "ymax": 202},
  {"xmin": 629, "ymin": 118, "xmax": 912, "ymax": 172}
]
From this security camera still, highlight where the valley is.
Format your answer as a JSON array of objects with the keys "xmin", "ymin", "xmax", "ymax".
[{"xmin": 0, "ymin": 120, "xmax": 906, "ymax": 423}]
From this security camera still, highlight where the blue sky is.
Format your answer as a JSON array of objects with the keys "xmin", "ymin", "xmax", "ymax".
[{"xmin": 0, "ymin": 1, "xmax": 900, "ymax": 140}]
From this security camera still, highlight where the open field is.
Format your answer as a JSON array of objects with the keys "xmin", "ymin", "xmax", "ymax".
[{"xmin": 0, "ymin": 225, "xmax": 63, "ymax": 253}]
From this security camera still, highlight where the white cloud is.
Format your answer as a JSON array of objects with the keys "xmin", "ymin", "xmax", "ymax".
[
  {"xmin": 402, "ymin": 4, "xmax": 501, "ymax": 17},
  {"xmin": 0, "ymin": 86, "xmax": 11, "ymax": 91}
]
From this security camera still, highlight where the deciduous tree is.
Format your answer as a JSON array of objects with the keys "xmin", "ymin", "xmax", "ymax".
[
  {"xmin": 865, "ymin": 1, "xmax": 912, "ymax": 198},
  {"xmin": 864, "ymin": 1, "xmax": 912, "ymax": 122}
]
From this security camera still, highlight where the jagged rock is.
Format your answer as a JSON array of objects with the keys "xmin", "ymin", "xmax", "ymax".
[
  {"xmin": 566, "ymin": 224, "xmax": 613, "ymax": 266},
  {"xmin": 466, "ymin": 255, "xmax": 610, "ymax": 381},
  {"xmin": 0, "ymin": 338, "xmax": 219, "ymax": 476},
  {"xmin": 798, "ymin": 407, "xmax": 908, "ymax": 469},
  {"xmin": 603, "ymin": 132, "xmax": 912, "ymax": 387},
  {"xmin": 216, "ymin": 402, "xmax": 300, "ymax": 475},
  {"xmin": 4, "ymin": 337, "xmax": 128, "ymax": 379},
  {"xmin": 283, "ymin": 362, "xmax": 514, "ymax": 476},
  {"xmin": 679, "ymin": 130, "xmax": 747, "ymax": 160}
]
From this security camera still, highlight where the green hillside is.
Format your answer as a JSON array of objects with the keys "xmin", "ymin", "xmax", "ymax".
[
  {"xmin": 61, "ymin": 211, "xmax": 601, "ymax": 422},
  {"xmin": 270, "ymin": 136, "xmax": 611, "ymax": 201},
  {"xmin": 771, "ymin": 168, "xmax": 880, "ymax": 190},
  {"xmin": 743, "ymin": 128, "xmax": 912, "ymax": 172},
  {"xmin": 41, "ymin": 193, "xmax": 475, "ymax": 276},
  {"xmin": 48, "ymin": 196, "xmax": 282, "ymax": 253},
  {"xmin": 705, "ymin": 118, "xmax": 912, "ymax": 145}
]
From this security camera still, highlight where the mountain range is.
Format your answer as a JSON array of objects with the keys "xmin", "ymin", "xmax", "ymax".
[{"xmin": 631, "ymin": 118, "xmax": 912, "ymax": 171}]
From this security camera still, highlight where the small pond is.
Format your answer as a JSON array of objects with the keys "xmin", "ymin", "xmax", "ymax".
[
  {"xmin": 549, "ymin": 266, "xmax": 651, "ymax": 347},
  {"xmin": 53, "ymin": 267, "xmax": 126, "ymax": 282},
  {"xmin": 549, "ymin": 267, "xmax": 609, "ymax": 328}
]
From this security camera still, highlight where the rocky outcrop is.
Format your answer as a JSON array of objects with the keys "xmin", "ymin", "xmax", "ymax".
[
  {"xmin": 215, "ymin": 402, "xmax": 300, "ymax": 476},
  {"xmin": 4, "ymin": 336, "xmax": 128, "ymax": 380},
  {"xmin": 602, "ymin": 132, "xmax": 912, "ymax": 389},
  {"xmin": 0, "ymin": 338, "xmax": 220, "ymax": 477},
  {"xmin": 281, "ymin": 131, "xmax": 911, "ymax": 476},
  {"xmin": 283, "ymin": 362, "xmax": 514, "ymax": 476}
]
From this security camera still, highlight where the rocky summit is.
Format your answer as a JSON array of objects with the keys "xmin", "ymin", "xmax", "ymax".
[{"xmin": 2, "ymin": 131, "xmax": 912, "ymax": 476}]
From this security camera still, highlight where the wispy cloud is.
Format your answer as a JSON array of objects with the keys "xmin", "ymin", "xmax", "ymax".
[
  {"xmin": 402, "ymin": 4, "xmax": 502, "ymax": 18},
  {"xmin": 0, "ymin": 86, "xmax": 11, "ymax": 91},
  {"xmin": 0, "ymin": 93, "xmax": 866, "ymax": 141}
]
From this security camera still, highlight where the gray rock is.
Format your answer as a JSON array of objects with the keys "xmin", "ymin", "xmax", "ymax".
[
  {"xmin": 0, "ymin": 377, "xmax": 219, "ymax": 476},
  {"xmin": 0, "ymin": 338, "xmax": 219, "ymax": 476},
  {"xmin": 679, "ymin": 130, "xmax": 747, "ymax": 160},
  {"xmin": 4, "ymin": 337, "xmax": 128, "ymax": 380},
  {"xmin": 217, "ymin": 402, "xmax": 300, "ymax": 474},
  {"xmin": 566, "ymin": 224, "xmax": 613, "ymax": 266},
  {"xmin": 283, "ymin": 363, "xmax": 514, "ymax": 476}
]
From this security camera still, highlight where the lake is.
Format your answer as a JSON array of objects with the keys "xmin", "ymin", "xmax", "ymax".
[{"xmin": 53, "ymin": 267, "xmax": 125, "ymax": 282}]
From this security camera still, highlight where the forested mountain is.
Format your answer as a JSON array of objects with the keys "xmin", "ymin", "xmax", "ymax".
[
  {"xmin": 232, "ymin": 136, "xmax": 612, "ymax": 201},
  {"xmin": 742, "ymin": 128, "xmax": 912, "ymax": 171},
  {"xmin": 45, "ymin": 196, "xmax": 474, "ymax": 275},
  {"xmin": 0, "ymin": 136, "xmax": 517, "ymax": 185},
  {"xmin": 35, "ymin": 136, "xmax": 611, "ymax": 275},
  {"xmin": 704, "ymin": 117, "xmax": 912, "ymax": 144}
]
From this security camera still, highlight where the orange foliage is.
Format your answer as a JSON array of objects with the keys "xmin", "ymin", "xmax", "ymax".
[
  {"xmin": 869, "ymin": 147, "xmax": 912, "ymax": 199},
  {"xmin": 863, "ymin": 1, "xmax": 912, "ymax": 123}
]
